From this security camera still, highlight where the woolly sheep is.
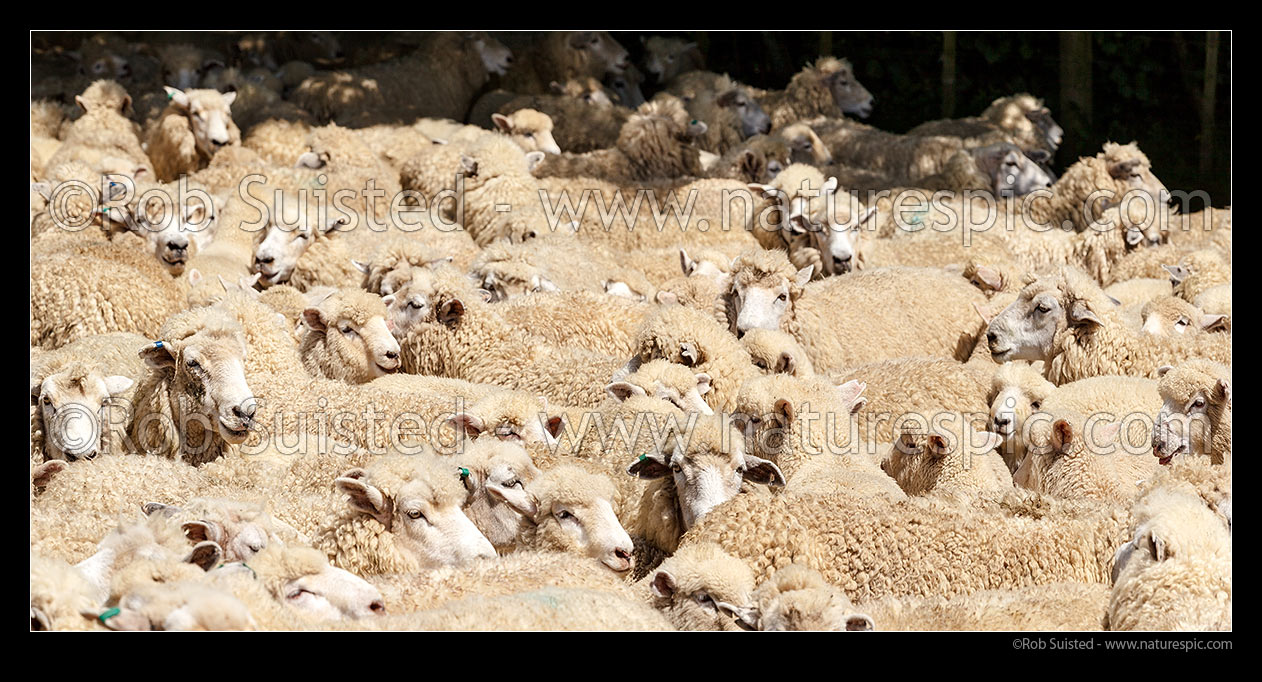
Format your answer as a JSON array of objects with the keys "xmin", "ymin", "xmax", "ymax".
[
  {"xmin": 624, "ymin": 303, "xmax": 756, "ymax": 413},
  {"xmin": 1139, "ymin": 296, "xmax": 1227, "ymax": 337},
  {"xmin": 1152, "ymin": 360, "xmax": 1231, "ymax": 466},
  {"xmin": 644, "ymin": 541, "xmax": 757, "ymax": 631},
  {"xmin": 298, "ymin": 288, "xmax": 402, "ymax": 383},
  {"xmin": 743, "ymin": 562, "xmax": 875, "ymax": 631},
  {"xmin": 1015, "ymin": 406, "xmax": 1162, "ymax": 505},
  {"xmin": 452, "ymin": 439, "xmax": 544, "ymax": 553},
  {"xmin": 642, "ymin": 36, "xmax": 705, "ymax": 86},
  {"xmin": 863, "ymin": 582, "xmax": 1110, "ymax": 631},
  {"xmin": 758, "ymin": 56, "xmax": 874, "ymax": 127},
  {"xmin": 500, "ymin": 32, "xmax": 630, "ymax": 96},
  {"xmin": 144, "ymin": 87, "xmax": 240, "ymax": 181},
  {"xmin": 881, "ymin": 412, "xmax": 1011, "ymax": 499},
  {"xmin": 987, "ymin": 361, "xmax": 1055, "ymax": 471},
  {"xmin": 740, "ymin": 328, "xmax": 815, "ymax": 377},
  {"xmin": 986, "ymin": 268, "xmax": 1230, "ymax": 383},
  {"xmin": 908, "ymin": 93, "xmax": 1063, "ymax": 156}
]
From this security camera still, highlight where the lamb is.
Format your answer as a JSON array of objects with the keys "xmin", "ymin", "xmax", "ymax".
[
  {"xmin": 625, "ymin": 413, "xmax": 786, "ymax": 562},
  {"xmin": 880, "ymin": 413, "xmax": 1012, "ymax": 499},
  {"xmin": 298, "ymin": 288, "xmax": 402, "ymax": 384},
  {"xmin": 862, "ymin": 582, "xmax": 1110, "ymax": 631},
  {"xmin": 532, "ymin": 97, "xmax": 707, "ymax": 183},
  {"xmin": 1139, "ymin": 296, "xmax": 1227, "ymax": 337},
  {"xmin": 127, "ymin": 307, "xmax": 257, "ymax": 466},
  {"xmin": 985, "ymin": 267, "xmax": 1231, "ymax": 383},
  {"xmin": 314, "ymin": 454, "xmax": 497, "ymax": 575},
  {"xmin": 1105, "ymin": 485, "xmax": 1231, "ymax": 630},
  {"xmin": 292, "ymin": 32, "xmax": 511, "ymax": 124},
  {"xmin": 987, "ymin": 361, "xmax": 1056, "ymax": 471},
  {"xmin": 732, "ymin": 374, "xmax": 905, "ymax": 501},
  {"xmin": 739, "ymin": 328, "xmax": 815, "ymax": 377},
  {"xmin": 452, "ymin": 439, "xmax": 544, "ymax": 553},
  {"xmin": 1151, "ymin": 360, "xmax": 1231, "ymax": 466},
  {"xmin": 1014, "ymin": 407, "xmax": 1163, "ymax": 505},
  {"xmin": 30, "ymin": 332, "xmax": 147, "ymax": 462},
  {"xmin": 644, "ymin": 541, "xmax": 758, "ymax": 631},
  {"xmin": 742, "ymin": 563, "xmax": 875, "ymax": 631},
  {"xmin": 144, "ymin": 87, "xmax": 240, "ymax": 181},
  {"xmin": 682, "ymin": 76, "xmax": 772, "ymax": 154},
  {"xmin": 679, "ymin": 489, "xmax": 1130, "ymax": 602},
  {"xmin": 500, "ymin": 32, "xmax": 630, "ymax": 96},
  {"xmin": 641, "ymin": 36, "xmax": 705, "ymax": 86},
  {"xmin": 757, "ymin": 56, "xmax": 874, "ymax": 128},
  {"xmin": 472, "ymin": 78, "xmax": 628, "ymax": 154},
  {"xmin": 727, "ymin": 253, "xmax": 988, "ymax": 375},
  {"xmin": 624, "ymin": 303, "xmax": 757, "ymax": 413},
  {"xmin": 907, "ymin": 93, "xmax": 1064, "ymax": 156}
]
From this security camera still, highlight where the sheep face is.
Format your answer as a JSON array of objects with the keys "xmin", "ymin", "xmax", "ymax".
[
  {"xmin": 448, "ymin": 395, "xmax": 563, "ymax": 446},
  {"xmin": 824, "ymin": 61, "xmax": 873, "ymax": 119},
  {"xmin": 607, "ymin": 367, "xmax": 714, "ymax": 416},
  {"xmin": 1026, "ymin": 109, "xmax": 1064, "ymax": 151},
  {"xmin": 988, "ymin": 379, "xmax": 1049, "ymax": 446},
  {"xmin": 252, "ymin": 201, "xmax": 342, "ymax": 287},
  {"xmin": 716, "ymin": 88, "xmax": 772, "ymax": 138},
  {"xmin": 458, "ymin": 443, "xmax": 543, "ymax": 550},
  {"xmin": 551, "ymin": 77, "xmax": 614, "ymax": 107},
  {"xmin": 32, "ymin": 367, "xmax": 133, "ymax": 462},
  {"xmin": 468, "ymin": 32, "xmax": 512, "ymax": 76},
  {"xmin": 133, "ymin": 192, "xmax": 218, "ymax": 275},
  {"xmin": 163, "ymin": 87, "xmax": 240, "ymax": 158},
  {"xmin": 729, "ymin": 266, "xmax": 812, "ymax": 337},
  {"xmin": 335, "ymin": 470, "xmax": 497, "ymax": 569},
  {"xmin": 569, "ymin": 31, "xmax": 630, "ymax": 75},
  {"xmin": 491, "ymin": 110, "xmax": 562, "ymax": 156},
  {"xmin": 1140, "ymin": 297, "xmax": 1225, "ymax": 337},
  {"xmin": 986, "ymin": 280, "xmax": 1072, "ymax": 363},
  {"xmin": 302, "ymin": 294, "xmax": 401, "ymax": 381},
  {"xmin": 500, "ymin": 467, "xmax": 634, "ymax": 572},
  {"xmin": 642, "ymin": 37, "xmax": 700, "ymax": 85},
  {"xmin": 384, "ymin": 279, "xmax": 436, "ymax": 339},
  {"xmin": 781, "ymin": 124, "xmax": 833, "ymax": 166},
  {"xmin": 649, "ymin": 553, "xmax": 757, "ymax": 632},
  {"xmin": 279, "ymin": 562, "xmax": 385, "ymax": 620},
  {"xmin": 477, "ymin": 269, "xmax": 559, "ymax": 302},
  {"xmin": 1106, "ymin": 154, "xmax": 1168, "ymax": 209},
  {"xmin": 139, "ymin": 328, "xmax": 256, "ymax": 446},
  {"xmin": 1152, "ymin": 372, "xmax": 1228, "ymax": 465},
  {"xmin": 629, "ymin": 423, "xmax": 785, "ymax": 530},
  {"xmin": 974, "ymin": 145, "xmax": 1053, "ymax": 197}
]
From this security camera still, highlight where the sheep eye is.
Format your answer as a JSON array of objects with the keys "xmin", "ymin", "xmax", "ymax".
[
  {"xmin": 556, "ymin": 509, "xmax": 574, "ymax": 520},
  {"xmin": 341, "ymin": 326, "xmax": 355, "ymax": 335},
  {"xmin": 671, "ymin": 464, "xmax": 683, "ymax": 474},
  {"xmin": 1175, "ymin": 317, "xmax": 1189, "ymax": 327},
  {"xmin": 1192, "ymin": 398, "xmax": 1206, "ymax": 409},
  {"xmin": 407, "ymin": 510, "xmax": 424, "ymax": 521},
  {"xmin": 754, "ymin": 360, "xmax": 767, "ymax": 369},
  {"xmin": 186, "ymin": 359, "xmax": 201, "ymax": 370},
  {"xmin": 1035, "ymin": 304, "xmax": 1051, "ymax": 313},
  {"xmin": 297, "ymin": 232, "xmax": 309, "ymax": 240},
  {"xmin": 777, "ymin": 293, "xmax": 788, "ymax": 302},
  {"xmin": 287, "ymin": 589, "xmax": 311, "ymax": 600},
  {"xmin": 407, "ymin": 301, "xmax": 422, "ymax": 310},
  {"xmin": 525, "ymin": 133, "xmax": 534, "ymax": 139},
  {"xmin": 41, "ymin": 396, "xmax": 52, "ymax": 407},
  {"xmin": 1030, "ymin": 401, "xmax": 1041, "ymax": 410}
]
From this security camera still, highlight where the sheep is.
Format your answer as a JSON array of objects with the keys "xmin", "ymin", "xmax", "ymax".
[
  {"xmin": 1014, "ymin": 406, "xmax": 1163, "ymax": 505},
  {"xmin": 1152, "ymin": 360, "xmax": 1231, "ymax": 466},
  {"xmin": 500, "ymin": 32, "xmax": 630, "ymax": 96},
  {"xmin": 916, "ymin": 143, "xmax": 1053, "ymax": 196},
  {"xmin": 469, "ymin": 235, "xmax": 618, "ymax": 300},
  {"xmin": 292, "ymin": 32, "xmax": 511, "ymax": 124},
  {"xmin": 985, "ymin": 268, "xmax": 1231, "ymax": 383},
  {"xmin": 708, "ymin": 134, "xmax": 791, "ymax": 184},
  {"xmin": 907, "ymin": 93, "xmax": 1063, "ymax": 156},
  {"xmin": 42, "ymin": 80, "xmax": 152, "ymax": 179},
  {"xmin": 452, "ymin": 439, "xmax": 544, "ymax": 553},
  {"xmin": 641, "ymin": 36, "xmax": 705, "ymax": 86},
  {"xmin": 140, "ymin": 497, "xmax": 284, "ymax": 563},
  {"xmin": 1105, "ymin": 485, "xmax": 1230, "ymax": 631},
  {"xmin": 808, "ymin": 117, "xmax": 967, "ymax": 182},
  {"xmin": 862, "ymin": 582, "xmax": 1110, "ymax": 631},
  {"xmin": 680, "ymin": 489, "xmax": 1131, "ymax": 602},
  {"xmin": 314, "ymin": 454, "xmax": 497, "ymax": 575},
  {"xmin": 1104, "ymin": 277, "xmax": 1172, "ymax": 307},
  {"xmin": 127, "ymin": 308, "xmax": 257, "ymax": 466},
  {"xmin": 1139, "ymin": 296, "xmax": 1227, "ymax": 337},
  {"xmin": 30, "ymin": 332, "xmax": 147, "ymax": 462},
  {"xmin": 757, "ymin": 56, "xmax": 874, "ymax": 127},
  {"xmin": 30, "ymin": 553, "xmax": 104, "ymax": 631},
  {"xmin": 644, "ymin": 541, "xmax": 758, "ymax": 631},
  {"xmin": 727, "ymin": 254, "xmax": 988, "ymax": 375},
  {"xmin": 472, "ymin": 78, "xmax": 628, "ymax": 154},
  {"xmin": 625, "ymin": 413, "xmax": 786, "ymax": 562},
  {"xmin": 494, "ymin": 290, "xmax": 652, "ymax": 358},
  {"xmin": 988, "ymin": 361, "xmax": 1056, "ymax": 471},
  {"xmin": 144, "ymin": 87, "xmax": 240, "ymax": 181},
  {"xmin": 532, "ymin": 96, "xmax": 707, "ymax": 183},
  {"xmin": 248, "ymin": 192, "xmax": 361, "ymax": 291},
  {"xmin": 31, "ymin": 239, "xmax": 188, "ymax": 349},
  {"xmin": 297, "ymin": 288, "xmax": 402, "ymax": 384},
  {"xmin": 97, "ymin": 579, "xmax": 258, "ymax": 631},
  {"xmin": 742, "ymin": 562, "xmax": 875, "ymax": 631},
  {"xmin": 624, "ymin": 303, "xmax": 757, "ymax": 413},
  {"xmin": 739, "ymin": 328, "xmax": 815, "ymax": 377},
  {"xmin": 879, "ymin": 411, "xmax": 1011, "ymax": 499},
  {"xmin": 682, "ymin": 76, "xmax": 772, "ymax": 155},
  {"xmin": 1104, "ymin": 243, "xmax": 1222, "ymax": 287},
  {"xmin": 1165, "ymin": 248, "xmax": 1231, "ymax": 306},
  {"xmin": 605, "ymin": 359, "xmax": 716, "ymax": 416},
  {"xmin": 153, "ymin": 43, "xmax": 226, "ymax": 91},
  {"xmin": 233, "ymin": 31, "xmax": 345, "ymax": 70},
  {"xmin": 732, "ymin": 374, "xmax": 904, "ymax": 500},
  {"xmin": 342, "ymin": 587, "xmax": 673, "ymax": 631},
  {"xmin": 354, "ymin": 237, "xmax": 474, "ymax": 295}
]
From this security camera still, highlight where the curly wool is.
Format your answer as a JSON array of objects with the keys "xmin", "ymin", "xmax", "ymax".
[
  {"xmin": 760, "ymin": 57, "xmax": 850, "ymax": 130},
  {"xmin": 740, "ymin": 328, "xmax": 815, "ymax": 377},
  {"xmin": 630, "ymin": 303, "xmax": 755, "ymax": 413},
  {"xmin": 863, "ymin": 582, "xmax": 1109, "ymax": 631},
  {"xmin": 1019, "ymin": 406, "xmax": 1163, "ymax": 505}
]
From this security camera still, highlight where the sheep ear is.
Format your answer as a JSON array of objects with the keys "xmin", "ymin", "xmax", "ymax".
[
  {"xmin": 32, "ymin": 181, "xmax": 52, "ymax": 200},
  {"xmin": 774, "ymin": 398, "xmax": 795, "ymax": 423},
  {"xmin": 351, "ymin": 259, "xmax": 371, "ymax": 275},
  {"xmin": 1160, "ymin": 264, "xmax": 1186, "ymax": 284},
  {"xmin": 844, "ymin": 613, "xmax": 875, "ymax": 632},
  {"xmin": 140, "ymin": 341, "xmax": 177, "ymax": 371},
  {"xmin": 606, "ymin": 382, "xmax": 647, "ymax": 402},
  {"xmin": 524, "ymin": 151, "xmax": 545, "ymax": 172},
  {"xmin": 188, "ymin": 268, "xmax": 204, "ymax": 287},
  {"xmin": 1124, "ymin": 227, "xmax": 1144, "ymax": 246},
  {"xmin": 1068, "ymin": 300, "xmax": 1102, "ymax": 328},
  {"xmin": 776, "ymin": 351, "xmax": 796, "ymax": 375},
  {"xmin": 221, "ymin": 90, "xmax": 237, "ymax": 108},
  {"xmin": 74, "ymin": 95, "xmax": 89, "ymax": 112},
  {"xmin": 142, "ymin": 502, "xmax": 180, "ymax": 517},
  {"xmin": 627, "ymin": 451, "xmax": 671, "ymax": 480},
  {"xmin": 655, "ymin": 291, "xmax": 678, "ymax": 305},
  {"xmin": 822, "ymin": 176, "xmax": 839, "ymax": 194},
  {"xmin": 1155, "ymin": 365, "xmax": 1173, "ymax": 377},
  {"xmin": 1213, "ymin": 378, "xmax": 1231, "ymax": 404},
  {"xmin": 490, "ymin": 113, "xmax": 512, "ymax": 132},
  {"xmin": 1147, "ymin": 529, "xmax": 1167, "ymax": 562},
  {"xmin": 302, "ymin": 308, "xmax": 326, "ymax": 333},
  {"xmin": 459, "ymin": 155, "xmax": 478, "ymax": 177},
  {"xmin": 447, "ymin": 413, "xmax": 485, "ymax": 438},
  {"xmin": 740, "ymin": 454, "xmax": 786, "ymax": 487},
  {"xmin": 335, "ymin": 475, "xmax": 394, "ymax": 530},
  {"xmin": 1050, "ymin": 419, "xmax": 1075, "ymax": 453},
  {"xmin": 184, "ymin": 541, "xmax": 223, "ymax": 571},
  {"xmin": 694, "ymin": 373, "xmax": 712, "ymax": 395},
  {"xmin": 835, "ymin": 380, "xmax": 867, "ymax": 414},
  {"xmin": 794, "ymin": 265, "xmax": 814, "ymax": 288},
  {"xmin": 650, "ymin": 569, "xmax": 677, "ymax": 599},
  {"xmin": 438, "ymin": 298, "xmax": 465, "ymax": 328},
  {"xmin": 164, "ymin": 86, "xmax": 189, "ymax": 109},
  {"xmin": 679, "ymin": 248, "xmax": 694, "ymax": 275},
  {"xmin": 486, "ymin": 480, "xmax": 538, "ymax": 517},
  {"xmin": 972, "ymin": 264, "xmax": 1004, "ymax": 292},
  {"xmin": 103, "ymin": 375, "xmax": 134, "ymax": 397},
  {"xmin": 544, "ymin": 415, "xmax": 565, "ymax": 440},
  {"xmin": 31, "ymin": 460, "xmax": 66, "ymax": 488},
  {"xmin": 748, "ymin": 183, "xmax": 778, "ymax": 200},
  {"xmin": 926, "ymin": 434, "xmax": 951, "ymax": 458},
  {"xmin": 1200, "ymin": 314, "xmax": 1228, "ymax": 332},
  {"xmin": 679, "ymin": 341, "xmax": 701, "ymax": 367}
]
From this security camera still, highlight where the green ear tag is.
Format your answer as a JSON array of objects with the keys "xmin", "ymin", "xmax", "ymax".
[
  {"xmin": 98, "ymin": 607, "xmax": 121, "ymax": 623},
  {"xmin": 638, "ymin": 454, "xmax": 647, "ymax": 461},
  {"xmin": 459, "ymin": 467, "xmax": 470, "ymax": 478}
]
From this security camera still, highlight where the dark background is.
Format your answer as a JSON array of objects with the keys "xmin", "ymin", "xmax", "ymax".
[{"xmin": 607, "ymin": 31, "xmax": 1231, "ymax": 205}]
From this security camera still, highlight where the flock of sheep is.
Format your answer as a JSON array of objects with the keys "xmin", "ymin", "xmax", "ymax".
[{"xmin": 30, "ymin": 31, "xmax": 1231, "ymax": 631}]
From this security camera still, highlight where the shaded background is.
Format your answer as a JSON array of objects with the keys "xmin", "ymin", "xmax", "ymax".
[{"xmin": 604, "ymin": 31, "xmax": 1231, "ymax": 205}]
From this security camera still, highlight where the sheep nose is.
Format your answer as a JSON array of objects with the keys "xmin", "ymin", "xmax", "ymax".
[
  {"xmin": 505, "ymin": 55, "xmax": 514, "ymax": 64},
  {"xmin": 993, "ymin": 416, "xmax": 1010, "ymax": 427},
  {"xmin": 986, "ymin": 331, "xmax": 999, "ymax": 346},
  {"xmin": 233, "ymin": 401, "xmax": 257, "ymax": 422},
  {"xmin": 369, "ymin": 600, "xmax": 386, "ymax": 614},
  {"xmin": 169, "ymin": 242, "xmax": 187, "ymax": 253},
  {"xmin": 255, "ymin": 256, "xmax": 273, "ymax": 265},
  {"xmin": 385, "ymin": 350, "xmax": 399, "ymax": 360},
  {"xmin": 615, "ymin": 548, "xmax": 632, "ymax": 562},
  {"xmin": 212, "ymin": 139, "xmax": 227, "ymax": 148}
]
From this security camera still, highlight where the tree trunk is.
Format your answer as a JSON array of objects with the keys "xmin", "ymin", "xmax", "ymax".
[{"xmin": 1059, "ymin": 32, "xmax": 1094, "ymax": 161}]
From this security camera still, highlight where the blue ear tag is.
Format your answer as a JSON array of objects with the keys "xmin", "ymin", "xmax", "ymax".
[{"xmin": 154, "ymin": 341, "xmax": 164, "ymax": 349}]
